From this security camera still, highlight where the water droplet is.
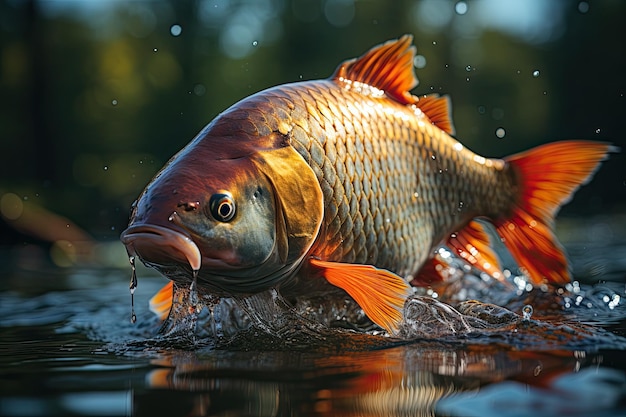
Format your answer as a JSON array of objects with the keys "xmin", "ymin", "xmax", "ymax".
[
  {"xmin": 431, "ymin": 154, "xmax": 436, "ymax": 160},
  {"xmin": 129, "ymin": 256, "xmax": 137, "ymax": 324},
  {"xmin": 466, "ymin": 77, "xmax": 470, "ymax": 82},
  {"xmin": 153, "ymin": 48, "xmax": 158, "ymax": 52},
  {"xmin": 413, "ymin": 54, "xmax": 427, "ymax": 69},
  {"xmin": 103, "ymin": 166, "xmax": 108, "ymax": 171},
  {"xmin": 111, "ymin": 99, "xmax": 118, "ymax": 106},
  {"xmin": 455, "ymin": 1, "xmax": 468, "ymax": 15},
  {"xmin": 495, "ymin": 127, "xmax": 506, "ymax": 138},
  {"xmin": 532, "ymin": 70, "xmax": 540, "ymax": 77},
  {"xmin": 193, "ymin": 83, "xmax": 206, "ymax": 96},
  {"xmin": 432, "ymin": 41, "xmax": 437, "ymax": 45},
  {"xmin": 578, "ymin": 1, "xmax": 589, "ymax": 14},
  {"xmin": 465, "ymin": 65, "xmax": 472, "ymax": 72},
  {"xmin": 595, "ymin": 128, "xmax": 601, "ymax": 134},
  {"xmin": 477, "ymin": 105, "xmax": 486, "ymax": 114},
  {"xmin": 522, "ymin": 304, "xmax": 533, "ymax": 320},
  {"xmin": 170, "ymin": 24, "xmax": 182, "ymax": 37},
  {"xmin": 252, "ymin": 40, "xmax": 258, "ymax": 46}
]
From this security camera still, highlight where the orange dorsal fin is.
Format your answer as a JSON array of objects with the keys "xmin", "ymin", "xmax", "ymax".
[
  {"xmin": 309, "ymin": 259, "xmax": 412, "ymax": 334},
  {"xmin": 415, "ymin": 94, "xmax": 456, "ymax": 135},
  {"xmin": 448, "ymin": 220, "xmax": 504, "ymax": 282},
  {"xmin": 332, "ymin": 34, "xmax": 418, "ymax": 105},
  {"xmin": 496, "ymin": 140, "xmax": 615, "ymax": 285},
  {"xmin": 149, "ymin": 281, "xmax": 173, "ymax": 320},
  {"xmin": 331, "ymin": 36, "xmax": 456, "ymax": 134}
]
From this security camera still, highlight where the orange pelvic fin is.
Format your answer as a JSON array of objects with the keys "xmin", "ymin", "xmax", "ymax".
[
  {"xmin": 411, "ymin": 221, "xmax": 503, "ymax": 285},
  {"xmin": 309, "ymin": 258, "xmax": 412, "ymax": 334},
  {"xmin": 497, "ymin": 140, "xmax": 615, "ymax": 285},
  {"xmin": 149, "ymin": 281, "xmax": 173, "ymax": 320},
  {"xmin": 448, "ymin": 220, "xmax": 504, "ymax": 282}
]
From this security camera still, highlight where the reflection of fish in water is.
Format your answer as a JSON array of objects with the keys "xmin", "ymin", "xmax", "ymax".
[
  {"xmin": 141, "ymin": 342, "xmax": 591, "ymax": 417},
  {"xmin": 120, "ymin": 35, "xmax": 614, "ymax": 334}
]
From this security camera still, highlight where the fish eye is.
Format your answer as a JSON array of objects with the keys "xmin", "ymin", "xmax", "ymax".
[{"xmin": 209, "ymin": 192, "xmax": 236, "ymax": 222}]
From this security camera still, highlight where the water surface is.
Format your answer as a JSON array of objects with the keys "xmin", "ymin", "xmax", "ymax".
[{"xmin": 1, "ymin": 215, "xmax": 626, "ymax": 417}]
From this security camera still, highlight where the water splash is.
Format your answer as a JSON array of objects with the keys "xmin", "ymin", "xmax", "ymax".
[
  {"xmin": 522, "ymin": 304, "xmax": 534, "ymax": 321},
  {"xmin": 399, "ymin": 296, "xmax": 474, "ymax": 338},
  {"xmin": 129, "ymin": 256, "xmax": 137, "ymax": 324},
  {"xmin": 189, "ymin": 269, "xmax": 200, "ymax": 314},
  {"xmin": 158, "ymin": 282, "xmax": 203, "ymax": 338}
]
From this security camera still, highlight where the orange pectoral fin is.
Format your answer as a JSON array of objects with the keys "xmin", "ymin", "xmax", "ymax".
[
  {"xmin": 149, "ymin": 281, "xmax": 173, "ymax": 320},
  {"xmin": 308, "ymin": 259, "xmax": 412, "ymax": 334}
]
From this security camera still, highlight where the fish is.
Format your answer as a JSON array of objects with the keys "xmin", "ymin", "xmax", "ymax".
[{"xmin": 120, "ymin": 35, "xmax": 614, "ymax": 335}]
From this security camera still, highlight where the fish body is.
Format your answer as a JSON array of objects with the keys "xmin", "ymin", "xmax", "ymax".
[{"xmin": 121, "ymin": 36, "xmax": 613, "ymax": 333}]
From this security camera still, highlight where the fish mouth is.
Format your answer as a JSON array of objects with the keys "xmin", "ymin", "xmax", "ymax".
[{"xmin": 120, "ymin": 224, "xmax": 202, "ymax": 272}]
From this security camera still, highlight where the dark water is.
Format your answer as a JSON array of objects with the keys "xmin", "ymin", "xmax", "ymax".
[{"xmin": 2, "ymin": 216, "xmax": 626, "ymax": 417}]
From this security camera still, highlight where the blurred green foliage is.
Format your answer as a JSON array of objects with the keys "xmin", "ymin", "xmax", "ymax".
[{"xmin": 1, "ymin": 0, "xmax": 624, "ymax": 243}]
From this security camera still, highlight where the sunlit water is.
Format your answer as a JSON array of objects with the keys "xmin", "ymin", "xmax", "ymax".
[{"xmin": 1, "ymin": 216, "xmax": 626, "ymax": 417}]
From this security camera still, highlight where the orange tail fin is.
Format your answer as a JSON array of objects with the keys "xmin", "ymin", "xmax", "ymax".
[{"xmin": 496, "ymin": 140, "xmax": 615, "ymax": 285}]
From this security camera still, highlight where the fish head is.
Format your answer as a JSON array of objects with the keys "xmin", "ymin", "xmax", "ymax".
[{"xmin": 120, "ymin": 138, "xmax": 323, "ymax": 295}]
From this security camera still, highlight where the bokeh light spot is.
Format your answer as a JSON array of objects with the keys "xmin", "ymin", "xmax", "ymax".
[{"xmin": 1, "ymin": 193, "xmax": 24, "ymax": 221}]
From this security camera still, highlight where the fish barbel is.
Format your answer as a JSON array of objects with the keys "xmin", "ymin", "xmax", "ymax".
[{"xmin": 121, "ymin": 35, "xmax": 613, "ymax": 334}]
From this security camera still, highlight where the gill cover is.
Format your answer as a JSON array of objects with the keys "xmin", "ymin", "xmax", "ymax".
[{"xmin": 251, "ymin": 145, "xmax": 324, "ymax": 270}]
